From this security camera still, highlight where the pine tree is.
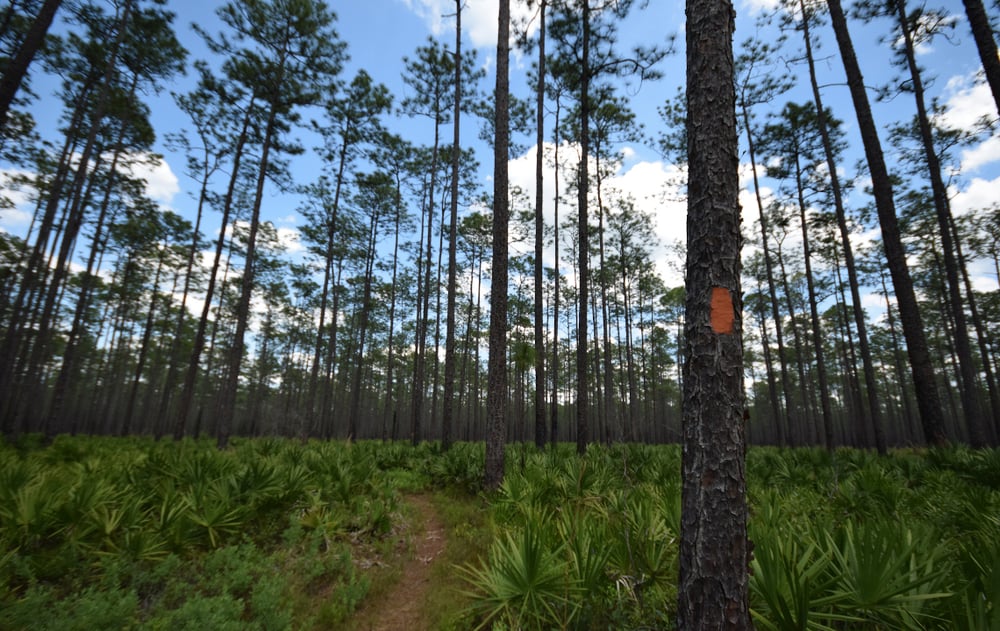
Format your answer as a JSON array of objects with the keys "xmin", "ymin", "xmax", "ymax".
[{"xmin": 677, "ymin": 0, "xmax": 752, "ymax": 622}]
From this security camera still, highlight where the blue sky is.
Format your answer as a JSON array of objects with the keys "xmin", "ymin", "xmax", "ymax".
[{"xmin": 2, "ymin": 0, "xmax": 998, "ymax": 301}]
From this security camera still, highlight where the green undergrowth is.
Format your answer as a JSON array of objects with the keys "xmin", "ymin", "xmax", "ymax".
[
  {"xmin": 0, "ymin": 435, "xmax": 457, "ymax": 629},
  {"xmin": 1, "ymin": 436, "xmax": 999, "ymax": 630},
  {"xmin": 461, "ymin": 443, "xmax": 1000, "ymax": 630}
]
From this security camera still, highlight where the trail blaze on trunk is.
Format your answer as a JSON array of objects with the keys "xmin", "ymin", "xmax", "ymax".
[{"xmin": 710, "ymin": 287, "xmax": 734, "ymax": 335}]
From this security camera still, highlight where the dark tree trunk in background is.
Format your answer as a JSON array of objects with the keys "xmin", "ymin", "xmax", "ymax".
[
  {"xmin": 797, "ymin": 0, "xmax": 886, "ymax": 453},
  {"xmin": 533, "ymin": 0, "xmax": 548, "ymax": 450},
  {"xmin": 960, "ymin": 0, "xmax": 1000, "ymax": 116},
  {"xmin": 576, "ymin": 0, "xmax": 592, "ymax": 456},
  {"xmin": 485, "ymin": 0, "xmax": 510, "ymax": 490},
  {"xmin": 217, "ymin": 107, "xmax": 279, "ymax": 450},
  {"xmin": 894, "ymin": 0, "xmax": 987, "ymax": 446},
  {"xmin": 442, "ymin": 0, "xmax": 463, "ymax": 451},
  {"xmin": 0, "ymin": 0, "xmax": 63, "ymax": 129},
  {"xmin": 677, "ymin": 0, "xmax": 752, "ymax": 624},
  {"xmin": 826, "ymin": 0, "xmax": 948, "ymax": 446}
]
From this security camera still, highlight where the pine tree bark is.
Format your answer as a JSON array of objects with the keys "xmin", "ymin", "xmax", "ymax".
[
  {"xmin": 826, "ymin": 0, "xmax": 948, "ymax": 446},
  {"xmin": 677, "ymin": 0, "xmax": 752, "ymax": 623},
  {"xmin": 485, "ymin": 0, "xmax": 510, "ymax": 490},
  {"xmin": 441, "ymin": 0, "xmax": 463, "ymax": 451},
  {"xmin": 533, "ymin": 0, "xmax": 548, "ymax": 450}
]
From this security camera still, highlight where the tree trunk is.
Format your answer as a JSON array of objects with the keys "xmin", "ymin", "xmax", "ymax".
[
  {"xmin": 533, "ymin": 0, "xmax": 548, "ymax": 450},
  {"xmin": 960, "ymin": 0, "xmax": 1000, "ymax": 116},
  {"xmin": 797, "ymin": 0, "xmax": 886, "ymax": 452},
  {"xmin": 677, "ymin": 0, "xmax": 752, "ymax": 623},
  {"xmin": 485, "ymin": 0, "xmax": 510, "ymax": 490},
  {"xmin": 442, "ymin": 0, "xmax": 463, "ymax": 451},
  {"xmin": 216, "ymin": 105, "xmax": 278, "ymax": 449},
  {"xmin": 575, "ymin": 0, "xmax": 591, "ymax": 455},
  {"xmin": 895, "ymin": 0, "xmax": 987, "ymax": 446},
  {"xmin": 174, "ymin": 101, "xmax": 254, "ymax": 440},
  {"xmin": 382, "ymin": 174, "xmax": 403, "ymax": 440},
  {"xmin": 412, "ymin": 140, "xmax": 440, "ymax": 446},
  {"xmin": 349, "ymin": 205, "xmax": 380, "ymax": 440},
  {"xmin": 0, "ymin": 0, "xmax": 63, "ymax": 129},
  {"xmin": 826, "ymin": 0, "xmax": 947, "ymax": 446},
  {"xmin": 792, "ymin": 148, "xmax": 834, "ymax": 450},
  {"xmin": 741, "ymin": 103, "xmax": 790, "ymax": 446},
  {"xmin": 156, "ymin": 144, "xmax": 213, "ymax": 434},
  {"xmin": 550, "ymin": 92, "xmax": 562, "ymax": 446},
  {"xmin": 47, "ymin": 121, "xmax": 128, "ymax": 433},
  {"xmin": 122, "ymin": 250, "xmax": 165, "ymax": 435}
]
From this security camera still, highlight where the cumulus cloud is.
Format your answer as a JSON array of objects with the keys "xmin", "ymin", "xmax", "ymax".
[
  {"xmin": 741, "ymin": 0, "xmax": 782, "ymax": 15},
  {"xmin": 399, "ymin": 0, "xmax": 535, "ymax": 49},
  {"xmin": 940, "ymin": 73, "xmax": 996, "ymax": 132},
  {"xmin": 121, "ymin": 152, "xmax": 180, "ymax": 204},
  {"xmin": 0, "ymin": 169, "xmax": 35, "ymax": 234},
  {"xmin": 507, "ymin": 142, "xmax": 688, "ymax": 286},
  {"xmin": 959, "ymin": 135, "xmax": 1000, "ymax": 173},
  {"xmin": 950, "ymin": 175, "xmax": 1000, "ymax": 215},
  {"xmin": 276, "ymin": 226, "xmax": 304, "ymax": 255}
]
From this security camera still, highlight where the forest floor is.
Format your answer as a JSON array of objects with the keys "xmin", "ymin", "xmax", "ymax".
[{"xmin": 347, "ymin": 494, "xmax": 450, "ymax": 630}]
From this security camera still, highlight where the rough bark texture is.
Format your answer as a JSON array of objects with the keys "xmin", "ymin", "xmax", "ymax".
[
  {"xmin": 485, "ymin": 0, "xmax": 510, "ymax": 491},
  {"xmin": 826, "ymin": 0, "xmax": 948, "ymax": 446},
  {"xmin": 677, "ymin": 0, "xmax": 752, "ymax": 624}
]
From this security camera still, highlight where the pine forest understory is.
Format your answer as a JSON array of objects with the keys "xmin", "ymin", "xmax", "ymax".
[{"xmin": 2, "ymin": 0, "xmax": 1000, "ymax": 452}]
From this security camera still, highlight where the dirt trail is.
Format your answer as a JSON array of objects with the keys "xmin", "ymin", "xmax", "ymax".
[{"xmin": 349, "ymin": 494, "xmax": 447, "ymax": 631}]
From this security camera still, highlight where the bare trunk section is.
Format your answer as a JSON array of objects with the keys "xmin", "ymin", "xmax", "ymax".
[
  {"xmin": 677, "ymin": 0, "xmax": 752, "ymax": 623},
  {"xmin": 826, "ymin": 0, "xmax": 947, "ymax": 446}
]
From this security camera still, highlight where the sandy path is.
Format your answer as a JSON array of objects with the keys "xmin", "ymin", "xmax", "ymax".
[{"xmin": 349, "ymin": 494, "xmax": 447, "ymax": 631}]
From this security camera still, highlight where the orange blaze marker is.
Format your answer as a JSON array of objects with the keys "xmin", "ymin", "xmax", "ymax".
[{"xmin": 710, "ymin": 287, "xmax": 734, "ymax": 335}]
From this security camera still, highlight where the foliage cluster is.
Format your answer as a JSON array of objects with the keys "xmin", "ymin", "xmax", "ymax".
[
  {"xmin": 462, "ymin": 443, "xmax": 1000, "ymax": 630},
  {"xmin": 0, "ymin": 435, "xmax": 408, "ymax": 629}
]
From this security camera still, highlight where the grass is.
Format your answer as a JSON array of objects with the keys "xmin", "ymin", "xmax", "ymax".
[{"xmin": 1, "ymin": 436, "xmax": 998, "ymax": 629}]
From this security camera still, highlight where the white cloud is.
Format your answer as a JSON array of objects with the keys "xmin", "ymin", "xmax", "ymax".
[
  {"xmin": 400, "ymin": 0, "xmax": 537, "ymax": 49},
  {"xmin": 144, "ymin": 157, "xmax": 180, "ymax": 203},
  {"xmin": 277, "ymin": 227, "xmax": 304, "ymax": 254},
  {"xmin": 740, "ymin": 0, "xmax": 781, "ymax": 15},
  {"xmin": 950, "ymin": 175, "xmax": 1000, "ymax": 215},
  {"xmin": 0, "ymin": 206, "xmax": 32, "ymax": 233},
  {"xmin": 960, "ymin": 135, "xmax": 1000, "ymax": 172},
  {"xmin": 508, "ymin": 142, "xmax": 688, "ymax": 286},
  {"xmin": 121, "ymin": 152, "xmax": 180, "ymax": 204},
  {"xmin": 0, "ymin": 169, "xmax": 34, "ymax": 234},
  {"xmin": 940, "ymin": 73, "xmax": 996, "ymax": 132}
]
